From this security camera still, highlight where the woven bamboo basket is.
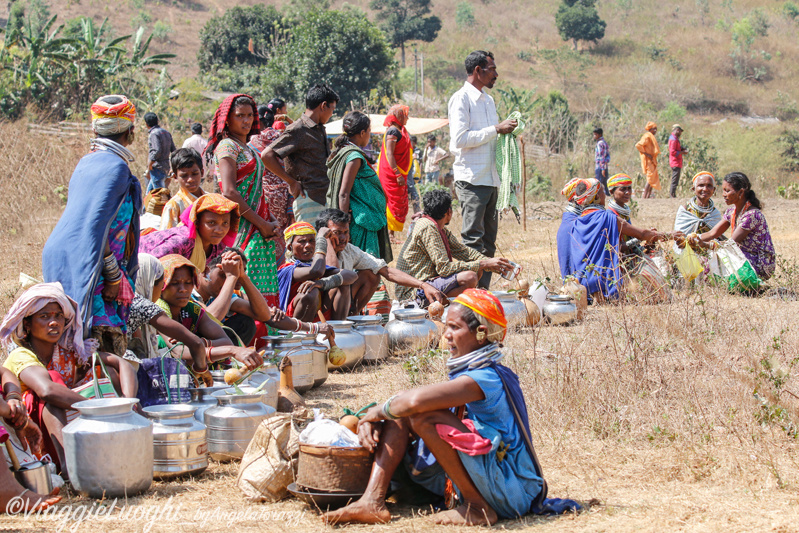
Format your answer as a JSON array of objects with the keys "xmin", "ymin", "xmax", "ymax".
[{"xmin": 296, "ymin": 443, "xmax": 374, "ymax": 493}]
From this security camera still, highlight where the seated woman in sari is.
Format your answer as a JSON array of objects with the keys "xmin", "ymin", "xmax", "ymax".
[
  {"xmin": 156, "ymin": 255, "xmax": 263, "ymax": 371},
  {"xmin": 557, "ymin": 178, "xmax": 663, "ymax": 301},
  {"xmin": 674, "ymin": 172, "xmax": 723, "ymax": 236},
  {"xmin": 0, "ymin": 283, "xmax": 138, "ymax": 475},
  {"xmin": 140, "ymin": 193, "xmax": 240, "ymax": 274},
  {"xmin": 326, "ymin": 111, "xmax": 392, "ymax": 262},
  {"xmin": 694, "ymin": 172, "xmax": 776, "ymax": 280},
  {"xmin": 325, "ymin": 289, "xmax": 578, "ymax": 526}
]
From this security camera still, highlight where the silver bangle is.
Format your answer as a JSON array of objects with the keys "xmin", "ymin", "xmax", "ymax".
[{"xmin": 381, "ymin": 395, "xmax": 399, "ymax": 420}]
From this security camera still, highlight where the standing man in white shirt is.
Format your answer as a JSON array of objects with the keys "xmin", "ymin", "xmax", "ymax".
[
  {"xmin": 182, "ymin": 122, "xmax": 208, "ymax": 154},
  {"xmin": 448, "ymin": 50, "xmax": 517, "ymax": 288}
]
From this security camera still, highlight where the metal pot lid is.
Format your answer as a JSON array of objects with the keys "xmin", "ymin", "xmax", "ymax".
[
  {"xmin": 348, "ymin": 315, "xmax": 383, "ymax": 325},
  {"xmin": 326, "ymin": 320, "xmax": 354, "ymax": 330},
  {"xmin": 72, "ymin": 397, "xmax": 140, "ymax": 416},
  {"xmin": 491, "ymin": 290, "xmax": 516, "ymax": 299},
  {"xmin": 392, "ymin": 308, "xmax": 427, "ymax": 320},
  {"xmin": 143, "ymin": 404, "xmax": 198, "ymax": 419},
  {"xmin": 211, "ymin": 388, "xmax": 266, "ymax": 402},
  {"xmin": 546, "ymin": 294, "xmax": 573, "ymax": 302}
]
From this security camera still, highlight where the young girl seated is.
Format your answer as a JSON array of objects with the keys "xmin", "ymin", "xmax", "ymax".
[
  {"xmin": 156, "ymin": 255, "xmax": 262, "ymax": 371},
  {"xmin": 0, "ymin": 283, "xmax": 138, "ymax": 475},
  {"xmin": 140, "ymin": 193, "xmax": 240, "ymax": 273}
]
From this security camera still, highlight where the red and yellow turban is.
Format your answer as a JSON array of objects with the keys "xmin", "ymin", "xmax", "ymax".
[
  {"xmin": 90, "ymin": 95, "xmax": 136, "ymax": 136},
  {"xmin": 284, "ymin": 222, "xmax": 316, "ymax": 243},
  {"xmin": 453, "ymin": 289, "xmax": 507, "ymax": 342},
  {"xmin": 574, "ymin": 178, "xmax": 601, "ymax": 206},
  {"xmin": 561, "ymin": 178, "xmax": 582, "ymax": 201},
  {"xmin": 607, "ymin": 173, "xmax": 632, "ymax": 190},
  {"xmin": 692, "ymin": 171, "xmax": 714, "ymax": 184}
]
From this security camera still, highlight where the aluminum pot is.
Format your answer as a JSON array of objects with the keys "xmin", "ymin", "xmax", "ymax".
[
  {"xmin": 63, "ymin": 398, "xmax": 153, "ymax": 498},
  {"xmin": 13, "ymin": 461, "xmax": 52, "ymax": 495},
  {"xmin": 386, "ymin": 308, "xmax": 440, "ymax": 357},
  {"xmin": 187, "ymin": 385, "xmax": 228, "ymax": 423},
  {"xmin": 143, "ymin": 404, "xmax": 208, "ymax": 480},
  {"xmin": 349, "ymin": 315, "xmax": 389, "ymax": 362},
  {"xmin": 205, "ymin": 390, "xmax": 275, "ymax": 462},
  {"xmin": 264, "ymin": 335, "xmax": 314, "ymax": 393},
  {"xmin": 542, "ymin": 294, "xmax": 578, "ymax": 326},
  {"xmin": 296, "ymin": 331, "xmax": 329, "ymax": 387},
  {"xmin": 318, "ymin": 320, "xmax": 365, "ymax": 370},
  {"xmin": 245, "ymin": 370, "xmax": 280, "ymax": 409},
  {"xmin": 492, "ymin": 290, "xmax": 528, "ymax": 330},
  {"xmin": 210, "ymin": 370, "xmax": 227, "ymax": 387}
]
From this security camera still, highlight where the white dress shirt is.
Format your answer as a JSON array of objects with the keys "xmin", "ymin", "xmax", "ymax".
[
  {"xmin": 447, "ymin": 81, "xmax": 500, "ymax": 188},
  {"xmin": 182, "ymin": 134, "xmax": 208, "ymax": 155}
]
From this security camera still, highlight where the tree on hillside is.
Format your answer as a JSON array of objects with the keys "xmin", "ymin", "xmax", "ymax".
[
  {"xmin": 197, "ymin": 5, "xmax": 282, "ymax": 71},
  {"xmin": 555, "ymin": 0, "xmax": 606, "ymax": 50},
  {"xmin": 266, "ymin": 8, "xmax": 394, "ymax": 107},
  {"xmin": 369, "ymin": 0, "xmax": 441, "ymax": 67}
]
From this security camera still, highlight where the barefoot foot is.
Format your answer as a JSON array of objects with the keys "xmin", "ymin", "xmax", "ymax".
[
  {"xmin": 432, "ymin": 504, "xmax": 498, "ymax": 526},
  {"xmin": 322, "ymin": 499, "xmax": 391, "ymax": 525}
]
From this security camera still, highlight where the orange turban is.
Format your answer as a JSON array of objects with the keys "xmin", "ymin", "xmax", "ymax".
[
  {"xmin": 607, "ymin": 173, "xmax": 632, "ymax": 189},
  {"xmin": 692, "ymin": 171, "xmax": 714, "ymax": 184},
  {"xmin": 645, "ymin": 121, "xmax": 657, "ymax": 131}
]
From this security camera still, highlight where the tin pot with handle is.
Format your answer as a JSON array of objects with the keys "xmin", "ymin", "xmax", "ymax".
[
  {"xmin": 144, "ymin": 404, "xmax": 208, "ymax": 480},
  {"xmin": 204, "ymin": 390, "xmax": 275, "ymax": 462},
  {"xmin": 385, "ymin": 308, "xmax": 440, "ymax": 357}
]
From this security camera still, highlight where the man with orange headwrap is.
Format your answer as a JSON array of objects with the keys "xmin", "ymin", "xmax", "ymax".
[
  {"xmin": 43, "ymin": 95, "xmax": 141, "ymax": 357},
  {"xmin": 448, "ymin": 51, "xmax": 518, "ymax": 288},
  {"xmin": 324, "ymin": 288, "xmax": 580, "ymax": 526},
  {"xmin": 635, "ymin": 122, "xmax": 660, "ymax": 199}
]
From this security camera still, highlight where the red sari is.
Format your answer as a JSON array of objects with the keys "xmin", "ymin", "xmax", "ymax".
[{"xmin": 377, "ymin": 115, "xmax": 412, "ymax": 232}]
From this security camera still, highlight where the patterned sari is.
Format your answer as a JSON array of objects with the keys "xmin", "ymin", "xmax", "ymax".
[
  {"xmin": 249, "ymin": 128, "xmax": 293, "ymax": 260},
  {"xmin": 214, "ymin": 138, "xmax": 279, "ymax": 306},
  {"xmin": 377, "ymin": 115, "xmax": 412, "ymax": 232}
]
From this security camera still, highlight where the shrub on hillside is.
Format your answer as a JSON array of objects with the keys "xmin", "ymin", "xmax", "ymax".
[
  {"xmin": 455, "ymin": 2, "xmax": 476, "ymax": 28},
  {"xmin": 555, "ymin": 0, "xmax": 606, "ymax": 50},
  {"xmin": 197, "ymin": 5, "xmax": 282, "ymax": 71},
  {"xmin": 777, "ymin": 130, "xmax": 799, "ymax": 172},
  {"xmin": 529, "ymin": 90, "xmax": 578, "ymax": 153}
]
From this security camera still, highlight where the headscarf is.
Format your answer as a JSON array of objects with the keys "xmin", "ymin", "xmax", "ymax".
[
  {"xmin": 607, "ymin": 173, "xmax": 632, "ymax": 190},
  {"xmin": 692, "ymin": 171, "xmax": 715, "ymax": 185},
  {"xmin": 283, "ymin": 221, "xmax": 316, "ymax": 248},
  {"xmin": 452, "ymin": 288, "xmax": 507, "ymax": 342},
  {"xmin": 91, "ymin": 95, "xmax": 136, "ymax": 136},
  {"xmin": 574, "ymin": 178, "xmax": 601, "ymax": 206},
  {"xmin": 179, "ymin": 193, "xmax": 240, "ymax": 273},
  {"xmin": 134, "ymin": 254, "xmax": 165, "ymax": 358},
  {"xmin": 0, "ymin": 282, "xmax": 97, "ymax": 365},
  {"xmin": 204, "ymin": 93, "xmax": 260, "ymax": 163},
  {"xmin": 384, "ymin": 104, "xmax": 410, "ymax": 128},
  {"xmin": 159, "ymin": 254, "xmax": 199, "ymax": 290},
  {"xmin": 645, "ymin": 121, "xmax": 657, "ymax": 132}
]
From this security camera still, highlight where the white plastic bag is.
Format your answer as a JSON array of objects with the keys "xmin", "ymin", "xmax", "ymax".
[{"xmin": 298, "ymin": 409, "xmax": 360, "ymax": 447}]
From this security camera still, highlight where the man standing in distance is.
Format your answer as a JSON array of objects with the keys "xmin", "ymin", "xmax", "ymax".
[
  {"xmin": 448, "ymin": 51, "xmax": 517, "ymax": 288},
  {"xmin": 668, "ymin": 124, "xmax": 688, "ymax": 198},
  {"xmin": 262, "ymin": 84, "xmax": 339, "ymax": 224},
  {"xmin": 593, "ymin": 127, "xmax": 610, "ymax": 194}
]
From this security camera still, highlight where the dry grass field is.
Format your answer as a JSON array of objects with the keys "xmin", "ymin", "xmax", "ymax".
[{"xmin": 1, "ymin": 121, "xmax": 799, "ymax": 532}]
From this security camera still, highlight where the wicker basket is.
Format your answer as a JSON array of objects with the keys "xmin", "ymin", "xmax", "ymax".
[{"xmin": 296, "ymin": 443, "xmax": 374, "ymax": 493}]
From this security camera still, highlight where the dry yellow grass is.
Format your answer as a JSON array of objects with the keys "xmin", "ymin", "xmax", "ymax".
[{"xmin": 2, "ymin": 121, "xmax": 799, "ymax": 532}]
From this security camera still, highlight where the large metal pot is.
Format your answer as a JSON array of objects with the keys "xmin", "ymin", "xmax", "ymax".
[
  {"xmin": 349, "ymin": 315, "xmax": 389, "ymax": 362},
  {"xmin": 318, "ymin": 320, "xmax": 365, "ymax": 370},
  {"xmin": 63, "ymin": 398, "xmax": 153, "ymax": 498},
  {"xmin": 187, "ymin": 385, "xmax": 228, "ymax": 423},
  {"xmin": 143, "ymin": 404, "xmax": 208, "ymax": 480},
  {"xmin": 205, "ymin": 390, "xmax": 275, "ymax": 462},
  {"xmin": 542, "ymin": 294, "xmax": 578, "ymax": 325},
  {"xmin": 386, "ymin": 309, "xmax": 440, "ymax": 357},
  {"xmin": 264, "ymin": 335, "xmax": 314, "ymax": 393},
  {"xmin": 296, "ymin": 331, "xmax": 329, "ymax": 387},
  {"xmin": 492, "ymin": 290, "xmax": 528, "ymax": 330}
]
